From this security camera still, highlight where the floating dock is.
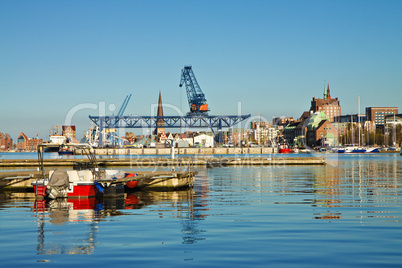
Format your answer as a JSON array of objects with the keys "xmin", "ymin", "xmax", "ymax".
[
  {"xmin": 0, "ymin": 170, "xmax": 198, "ymax": 191},
  {"xmin": 0, "ymin": 156, "xmax": 325, "ymax": 191}
]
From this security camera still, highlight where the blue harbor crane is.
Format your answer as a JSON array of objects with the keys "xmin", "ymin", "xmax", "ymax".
[
  {"xmin": 116, "ymin": 94, "xmax": 132, "ymax": 117},
  {"xmin": 89, "ymin": 67, "xmax": 251, "ymax": 147},
  {"xmin": 105, "ymin": 94, "xmax": 132, "ymax": 148},
  {"xmin": 179, "ymin": 66, "xmax": 209, "ymax": 115}
]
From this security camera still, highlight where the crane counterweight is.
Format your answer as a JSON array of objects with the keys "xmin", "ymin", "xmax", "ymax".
[{"xmin": 179, "ymin": 66, "xmax": 209, "ymax": 115}]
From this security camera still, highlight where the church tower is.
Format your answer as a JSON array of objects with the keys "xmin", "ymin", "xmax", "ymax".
[
  {"xmin": 311, "ymin": 83, "xmax": 341, "ymax": 122},
  {"xmin": 326, "ymin": 84, "xmax": 331, "ymax": 99},
  {"xmin": 155, "ymin": 91, "xmax": 165, "ymax": 135}
]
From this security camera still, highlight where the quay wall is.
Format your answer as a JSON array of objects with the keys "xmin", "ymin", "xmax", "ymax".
[
  {"xmin": 86, "ymin": 147, "xmax": 276, "ymax": 155},
  {"xmin": 0, "ymin": 156, "xmax": 326, "ymax": 170}
]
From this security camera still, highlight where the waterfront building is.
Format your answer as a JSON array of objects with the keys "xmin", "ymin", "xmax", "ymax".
[
  {"xmin": 310, "ymin": 83, "xmax": 341, "ymax": 122},
  {"xmin": 306, "ymin": 111, "xmax": 338, "ymax": 147},
  {"xmin": 283, "ymin": 111, "xmax": 338, "ymax": 148},
  {"xmin": 282, "ymin": 111, "xmax": 314, "ymax": 146},
  {"xmin": 385, "ymin": 114, "xmax": 402, "ymax": 125},
  {"xmin": 366, "ymin": 107, "xmax": 398, "ymax": 126},
  {"xmin": 0, "ymin": 132, "xmax": 13, "ymax": 151},
  {"xmin": 283, "ymin": 120, "xmax": 307, "ymax": 147},
  {"xmin": 250, "ymin": 122, "xmax": 278, "ymax": 146},
  {"xmin": 228, "ymin": 128, "xmax": 252, "ymax": 147},
  {"xmin": 158, "ymin": 132, "xmax": 168, "ymax": 144},
  {"xmin": 272, "ymin": 116, "xmax": 295, "ymax": 127},
  {"xmin": 167, "ymin": 133, "xmax": 174, "ymax": 141},
  {"xmin": 16, "ymin": 132, "xmax": 43, "ymax": 151},
  {"xmin": 193, "ymin": 133, "xmax": 214, "ymax": 147},
  {"xmin": 334, "ymin": 114, "xmax": 366, "ymax": 123},
  {"xmin": 178, "ymin": 133, "xmax": 193, "ymax": 147}
]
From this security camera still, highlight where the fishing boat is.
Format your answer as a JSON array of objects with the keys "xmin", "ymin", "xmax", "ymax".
[{"xmin": 32, "ymin": 144, "xmax": 134, "ymax": 199}]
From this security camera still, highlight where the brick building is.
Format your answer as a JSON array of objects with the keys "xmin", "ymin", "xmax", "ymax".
[
  {"xmin": 307, "ymin": 119, "xmax": 338, "ymax": 148},
  {"xmin": 16, "ymin": 132, "xmax": 43, "ymax": 151},
  {"xmin": 310, "ymin": 84, "xmax": 341, "ymax": 123},
  {"xmin": 284, "ymin": 111, "xmax": 338, "ymax": 148},
  {"xmin": 0, "ymin": 132, "xmax": 13, "ymax": 151},
  {"xmin": 366, "ymin": 107, "xmax": 398, "ymax": 126}
]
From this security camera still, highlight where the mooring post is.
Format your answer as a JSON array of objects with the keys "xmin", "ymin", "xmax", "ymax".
[{"xmin": 170, "ymin": 139, "xmax": 175, "ymax": 159}]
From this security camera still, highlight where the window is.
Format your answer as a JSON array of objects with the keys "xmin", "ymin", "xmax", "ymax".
[{"xmin": 17, "ymin": 136, "xmax": 25, "ymax": 143}]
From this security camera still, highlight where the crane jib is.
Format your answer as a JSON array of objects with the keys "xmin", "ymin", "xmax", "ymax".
[{"xmin": 179, "ymin": 66, "xmax": 209, "ymax": 114}]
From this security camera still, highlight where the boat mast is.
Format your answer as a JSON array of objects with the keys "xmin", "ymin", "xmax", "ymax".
[
  {"xmin": 358, "ymin": 96, "xmax": 361, "ymax": 147},
  {"xmin": 393, "ymin": 113, "xmax": 396, "ymax": 146},
  {"xmin": 351, "ymin": 114, "xmax": 354, "ymax": 145}
]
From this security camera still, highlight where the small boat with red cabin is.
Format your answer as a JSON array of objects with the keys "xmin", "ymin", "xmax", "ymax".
[{"xmin": 32, "ymin": 144, "xmax": 136, "ymax": 199}]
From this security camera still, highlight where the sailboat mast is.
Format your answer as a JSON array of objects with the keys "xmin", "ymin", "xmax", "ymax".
[
  {"xmin": 393, "ymin": 113, "xmax": 396, "ymax": 146},
  {"xmin": 358, "ymin": 96, "xmax": 361, "ymax": 147},
  {"xmin": 351, "ymin": 114, "xmax": 354, "ymax": 145}
]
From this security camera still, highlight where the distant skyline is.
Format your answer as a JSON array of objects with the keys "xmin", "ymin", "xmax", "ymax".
[{"xmin": 1, "ymin": 0, "xmax": 401, "ymax": 140}]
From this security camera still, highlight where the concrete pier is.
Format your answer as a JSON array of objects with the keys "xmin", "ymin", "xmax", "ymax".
[{"xmin": 0, "ymin": 156, "xmax": 326, "ymax": 168}]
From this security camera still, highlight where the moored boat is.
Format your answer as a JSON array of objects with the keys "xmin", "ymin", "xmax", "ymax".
[
  {"xmin": 279, "ymin": 144, "xmax": 291, "ymax": 154},
  {"xmin": 58, "ymin": 145, "xmax": 74, "ymax": 155},
  {"xmin": 291, "ymin": 147, "xmax": 299, "ymax": 153},
  {"xmin": 335, "ymin": 146, "xmax": 366, "ymax": 153},
  {"xmin": 30, "ymin": 144, "xmax": 196, "ymax": 199},
  {"xmin": 350, "ymin": 148, "xmax": 366, "ymax": 153},
  {"xmin": 32, "ymin": 144, "xmax": 131, "ymax": 199},
  {"xmin": 365, "ymin": 147, "xmax": 380, "ymax": 153}
]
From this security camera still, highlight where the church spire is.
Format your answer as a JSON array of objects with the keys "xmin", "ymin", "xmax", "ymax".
[
  {"xmin": 327, "ymin": 83, "xmax": 331, "ymax": 99},
  {"xmin": 155, "ymin": 91, "xmax": 165, "ymax": 135},
  {"xmin": 323, "ymin": 81, "xmax": 327, "ymax": 99},
  {"xmin": 157, "ymin": 91, "xmax": 163, "ymax": 117}
]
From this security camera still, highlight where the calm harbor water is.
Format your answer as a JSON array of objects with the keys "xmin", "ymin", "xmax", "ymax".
[{"xmin": 0, "ymin": 153, "xmax": 401, "ymax": 267}]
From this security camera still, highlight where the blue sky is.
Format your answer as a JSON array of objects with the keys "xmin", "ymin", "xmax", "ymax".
[{"xmin": 1, "ymin": 0, "xmax": 401, "ymax": 140}]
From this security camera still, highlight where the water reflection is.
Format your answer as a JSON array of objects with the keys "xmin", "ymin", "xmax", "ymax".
[
  {"xmin": 27, "ymin": 185, "xmax": 208, "ymax": 255},
  {"xmin": 289, "ymin": 156, "xmax": 400, "ymax": 220},
  {"xmin": 201, "ymin": 155, "xmax": 401, "ymax": 222}
]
